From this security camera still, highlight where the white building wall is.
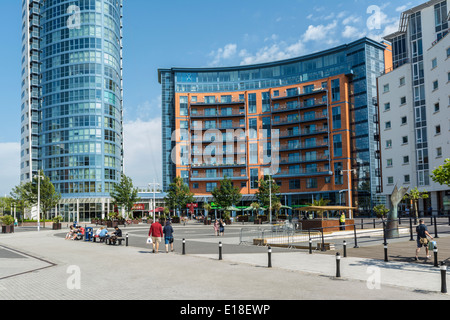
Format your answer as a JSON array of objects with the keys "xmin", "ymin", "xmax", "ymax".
[{"xmin": 378, "ymin": 0, "xmax": 450, "ymax": 212}]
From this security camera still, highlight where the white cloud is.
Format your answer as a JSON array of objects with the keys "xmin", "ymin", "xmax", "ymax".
[
  {"xmin": 396, "ymin": 2, "xmax": 412, "ymax": 12},
  {"xmin": 123, "ymin": 117, "xmax": 162, "ymax": 188},
  {"xmin": 239, "ymin": 39, "xmax": 305, "ymax": 66},
  {"xmin": 208, "ymin": 43, "xmax": 238, "ymax": 67},
  {"xmin": 303, "ymin": 20, "xmax": 338, "ymax": 43},
  {"xmin": 342, "ymin": 25, "xmax": 366, "ymax": 39},
  {"xmin": 0, "ymin": 142, "xmax": 20, "ymax": 196}
]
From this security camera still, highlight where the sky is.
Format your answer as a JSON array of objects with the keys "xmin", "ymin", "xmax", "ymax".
[{"xmin": 0, "ymin": 0, "xmax": 424, "ymax": 196}]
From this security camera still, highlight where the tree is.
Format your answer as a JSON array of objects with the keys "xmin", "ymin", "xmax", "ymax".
[
  {"xmin": 211, "ymin": 177, "xmax": 242, "ymax": 216},
  {"xmin": 307, "ymin": 198, "xmax": 331, "ymax": 220},
  {"xmin": 403, "ymin": 187, "xmax": 429, "ymax": 220},
  {"xmin": 431, "ymin": 159, "xmax": 450, "ymax": 187},
  {"xmin": 164, "ymin": 177, "xmax": 194, "ymax": 217},
  {"xmin": 111, "ymin": 174, "xmax": 140, "ymax": 219},
  {"xmin": 21, "ymin": 171, "xmax": 61, "ymax": 228},
  {"xmin": 374, "ymin": 204, "xmax": 389, "ymax": 219},
  {"xmin": 256, "ymin": 175, "xmax": 280, "ymax": 211},
  {"xmin": 10, "ymin": 184, "xmax": 30, "ymax": 220}
]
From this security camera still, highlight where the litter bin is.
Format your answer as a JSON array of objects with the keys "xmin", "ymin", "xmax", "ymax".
[{"xmin": 85, "ymin": 227, "xmax": 94, "ymax": 242}]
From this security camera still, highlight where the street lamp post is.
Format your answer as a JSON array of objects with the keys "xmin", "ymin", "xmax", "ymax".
[
  {"xmin": 148, "ymin": 180, "xmax": 160, "ymax": 221},
  {"xmin": 340, "ymin": 169, "xmax": 356, "ymax": 219},
  {"xmin": 34, "ymin": 174, "xmax": 44, "ymax": 232}
]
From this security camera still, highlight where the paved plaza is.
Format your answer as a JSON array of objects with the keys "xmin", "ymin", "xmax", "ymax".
[{"xmin": 0, "ymin": 220, "xmax": 449, "ymax": 307}]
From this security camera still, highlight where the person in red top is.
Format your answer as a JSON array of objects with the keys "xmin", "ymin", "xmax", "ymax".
[{"xmin": 149, "ymin": 219, "xmax": 164, "ymax": 253}]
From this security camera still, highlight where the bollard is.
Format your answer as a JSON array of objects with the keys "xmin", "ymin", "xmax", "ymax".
[
  {"xmin": 441, "ymin": 262, "xmax": 447, "ymax": 294},
  {"xmin": 182, "ymin": 239, "xmax": 186, "ymax": 255},
  {"xmin": 343, "ymin": 241, "xmax": 347, "ymax": 258},
  {"xmin": 268, "ymin": 246, "xmax": 272, "ymax": 268},
  {"xmin": 434, "ymin": 246, "xmax": 439, "ymax": 268},
  {"xmin": 336, "ymin": 253, "xmax": 341, "ymax": 278},
  {"xmin": 433, "ymin": 217, "xmax": 439, "ymax": 239},
  {"xmin": 309, "ymin": 239, "xmax": 312, "ymax": 254},
  {"xmin": 219, "ymin": 242, "xmax": 223, "ymax": 260},
  {"xmin": 126, "ymin": 233, "xmax": 129, "ymax": 247},
  {"xmin": 353, "ymin": 225, "xmax": 359, "ymax": 248},
  {"xmin": 409, "ymin": 218, "xmax": 414, "ymax": 241},
  {"xmin": 384, "ymin": 243, "xmax": 388, "ymax": 262}
]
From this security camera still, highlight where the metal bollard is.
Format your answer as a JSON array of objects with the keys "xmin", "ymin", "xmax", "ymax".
[
  {"xmin": 384, "ymin": 243, "xmax": 388, "ymax": 262},
  {"xmin": 343, "ymin": 241, "xmax": 347, "ymax": 258},
  {"xmin": 309, "ymin": 239, "xmax": 312, "ymax": 254},
  {"xmin": 353, "ymin": 226, "xmax": 359, "ymax": 248},
  {"xmin": 409, "ymin": 218, "xmax": 414, "ymax": 241},
  {"xmin": 126, "ymin": 233, "xmax": 128, "ymax": 247},
  {"xmin": 268, "ymin": 246, "xmax": 272, "ymax": 268},
  {"xmin": 182, "ymin": 239, "xmax": 186, "ymax": 255},
  {"xmin": 336, "ymin": 253, "xmax": 341, "ymax": 278},
  {"xmin": 219, "ymin": 242, "xmax": 223, "ymax": 260},
  {"xmin": 434, "ymin": 217, "xmax": 439, "ymax": 239},
  {"xmin": 441, "ymin": 262, "xmax": 447, "ymax": 294},
  {"xmin": 434, "ymin": 246, "xmax": 439, "ymax": 268}
]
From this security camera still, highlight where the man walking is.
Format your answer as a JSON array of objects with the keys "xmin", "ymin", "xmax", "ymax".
[
  {"xmin": 149, "ymin": 218, "xmax": 164, "ymax": 253},
  {"xmin": 339, "ymin": 212, "xmax": 346, "ymax": 231},
  {"xmin": 415, "ymin": 219, "xmax": 433, "ymax": 261}
]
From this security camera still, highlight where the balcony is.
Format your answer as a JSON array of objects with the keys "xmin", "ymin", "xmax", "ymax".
[
  {"xmin": 272, "ymin": 87, "xmax": 327, "ymax": 101},
  {"xmin": 274, "ymin": 167, "xmax": 332, "ymax": 178},
  {"xmin": 277, "ymin": 141, "xmax": 329, "ymax": 151},
  {"xmin": 273, "ymin": 111, "xmax": 328, "ymax": 126},
  {"xmin": 190, "ymin": 109, "xmax": 245, "ymax": 119},
  {"xmin": 190, "ymin": 171, "xmax": 248, "ymax": 181},
  {"xmin": 191, "ymin": 98, "xmax": 245, "ymax": 106},
  {"xmin": 272, "ymin": 98, "xmax": 327, "ymax": 114}
]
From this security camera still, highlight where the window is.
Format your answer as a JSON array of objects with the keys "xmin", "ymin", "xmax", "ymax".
[
  {"xmin": 332, "ymin": 106, "xmax": 341, "ymax": 129},
  {"xmin": 289, "ymin": 180, "xmax": 301, "ymax": 190},
  {"xmin": 403, "ymin": 156, "xmax": 409, "ymax": 164},
  {"xmin": 250, "ymin": 169, "xmax": 259, "ymax": 189},
  {"xmin": 306, "ymin": 178, "xmax": 318, "ymax": 189},
  {"xmin": 433, "ymin": 80, "xmax": 439, "ymax": 90},
  {"xmin": 386, "ymin": 140, "xmax": 392, "ymax": 148},
  {"xmin": 334, "ymin": 162, "xmax": 343, "ymax": 185},
  {"xmin": 404, "ymin": 175, "xmax": 410, "ymax": 184},
  {"xmin": 384, "ymin": 103, "xmax": 391, "ymax": 111},
  {"xmin": 206, "ymin": 183, "xmax": 217, "ymax": 192},
  {"xmin": 401, "ymin": 116, "xmax": 407, "ymax": 125},
  {"xmin": 387, "ymin": 159, "xmax": 393, "ymax": 167},
  {"xmin": 248, "ymin": 93, "xmax": 257, "ymax": 113},
  {"xmin": 387, "ymin": 177, "xmax": 394, "ymax": 184},
  {"xmin": 385, "ymin": 121, "xmax": 391, "ymax": 129},
  {"xmin": 331, "ymin": 79, "xmax": 340, "ymax": 101},
  {"xmin": 192, "ymin": 183, "xmax": 199, "ymax": 189},
  {"xmin": 447, "ymin": 47, "xmax": 450, "ymax": 58},
  {"xmin": 436, "ymin": 125, "xmax": 441, "ymax": 135},
  {"xmin": 383, "ymin": 84, "xmax": 390, "ymax": 93},
  {"xmin": 437, "ymin": 147, "xmax": 442, "ymax": 157},
  {"xmin": 333, "ymin": 134, "xmax": 342, "ymax": 157},
  {"xmin": 435, "ymin": 103, "xmax": 440, "ymax": 112},
  {"xmin": 399, "ymin": 77, "xmax": 405, "ymax": 86},
  {"xmin": 400, "ymin": 96, "xmax": 406, "ymax": 105},
  {"xmin": 431, "ymin": 58, "xmax": 437, "ymax": 69},
  {"xmin": 402, "ymin": 136, "xmax": 408, "ymax": 144}
]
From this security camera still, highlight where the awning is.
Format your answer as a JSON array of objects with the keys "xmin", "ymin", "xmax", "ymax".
[{"xmin": 295, "ymin": 206, "xmax": 357, "ymax": 211}]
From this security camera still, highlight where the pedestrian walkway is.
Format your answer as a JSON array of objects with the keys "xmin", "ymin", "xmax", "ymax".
[{"xmin": 0, "ymin": 227, "xmax": 448, "ymax": 301}]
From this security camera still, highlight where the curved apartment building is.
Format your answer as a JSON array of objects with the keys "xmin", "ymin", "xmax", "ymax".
[
  {"xmin": 20, "ymin": 0, "xmax": 124, "ymax": 219},
  {"xmin": 160, "ymin": 38, "xmax": 392, "ymax": 212}
]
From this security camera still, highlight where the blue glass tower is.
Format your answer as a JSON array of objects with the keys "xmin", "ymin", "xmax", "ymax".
[{"xmin": 21, "ymin": 0, "xmax": 124, "ymax": 219}]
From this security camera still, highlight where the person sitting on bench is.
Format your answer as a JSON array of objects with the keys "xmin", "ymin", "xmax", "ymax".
[
  {"xmin": 98, "ymin": 227, "xmax": 109, "ymax": 242},
  {"xmin": 109, "ymin": 226, "xmax": 123, "ymax": 245}
]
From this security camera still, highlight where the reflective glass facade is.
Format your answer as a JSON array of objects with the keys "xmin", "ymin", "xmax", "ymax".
[{"xmin": 21, "ymin": 0, "xmax": 124, "ymax": 201}]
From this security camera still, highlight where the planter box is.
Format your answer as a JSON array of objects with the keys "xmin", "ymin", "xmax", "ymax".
[
  {"xmin": 2, "ymin": 225, "xmax": 14, "ymax": 234},
  {"xmin": 52, "ymin": 223, "xmax": 62, "ymax": 230},
  {"xmin": 300, "ymin": 219, "xmax": 355, "ymax": 232},
  {"xmin": 254, "ymin": 219, "xmax": 262, "ymax": 225},
  {"xmin": 237, "ymin": 216, "xmax": 248, "ymax": 222}
]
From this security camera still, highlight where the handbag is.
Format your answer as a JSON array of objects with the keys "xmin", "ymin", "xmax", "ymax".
[{"xmin": 146, "ymin": 237, "xmax": 153, "ymax": 244}]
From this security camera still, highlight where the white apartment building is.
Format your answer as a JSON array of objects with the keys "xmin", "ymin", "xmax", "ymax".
[{"xmin": 378, "ymin": 0, "xmax": 450, "ymax": 214}]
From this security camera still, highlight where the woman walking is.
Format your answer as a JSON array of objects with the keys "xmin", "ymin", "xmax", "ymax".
[{"xmin": 214, "ymin": 219, "xmax": 219, "ymax": 236}]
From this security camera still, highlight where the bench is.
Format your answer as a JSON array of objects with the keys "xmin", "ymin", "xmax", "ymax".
[
  {"xmin": 105, "ymin": 237, "xmax": 125, "ymax": 246},
  {"xmin": 93, "ymin": 235, "xmax": 107, "ymax": 243}
]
